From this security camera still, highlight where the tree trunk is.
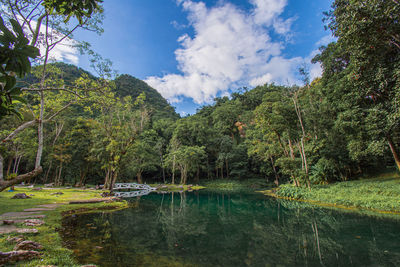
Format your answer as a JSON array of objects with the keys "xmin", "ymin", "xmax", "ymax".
[
  {"xmin": 270, "ymin": 156, "xmax": 279, "ymax": 186},
  {"xmin": 196, "ymin": 167, "xmax": 200, "ymax": 183},
  {"xmin": 109, "ymin": 170, "xmax": 118, "ymax": 190},
  {"xmin": 137, "ymin": 171, "xmax": 143, "ymax": 184},
  {"xmin": 44, "ymin": 159, "xmax": 53, "ymax": 184},
  {"xmin": 6, "ymin": 157, "xmax": 12, "ymax": 176},
  {"xmin": 276, "ymin": 132, "xmax": 289, "ymax": 157},
  {"xmin": 387, "ymin": 135, "xmax": 400, "ymax": 171},
  {"xmin": 104, "ymin": 168, "xmax": 110, "ymax": 189},
  {"xmin": 0, "ymin": 154, "xmax": 3, "ymax": 182},
  {"xmin": 77, "ymin": 167, "xmax": 88, "ymax": 187},
  {"xmin": 172, "ymin": 155, "xmax": 176, "ymax": 184},
  {"xmin": 288, "ymin": 139, "xmax": 295, "ymax": 160},
  {"xmin": 225, "ymin": 159, "xmax": 229, "ymax": 178},
  {"xmin": 180, "ymin": 166, "xmax": 184, "ymax": 184}
]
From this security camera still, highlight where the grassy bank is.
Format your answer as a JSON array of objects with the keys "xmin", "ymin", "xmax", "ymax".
[
  {"xmin": 202, "ymin": 178, "xmax": 272, "ymax": 192},
  {"xmin": 0, "ymin": 187, "xmax": 128, "ymax": 266},
  {"xmin": 262, "ymin": 171, "xmax": 400, "ymax": 214}
]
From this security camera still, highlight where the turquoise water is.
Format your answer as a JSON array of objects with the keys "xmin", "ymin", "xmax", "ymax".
[{"xmin": 61, "ymin": 190, "xmax": 400, "ymax": 266}]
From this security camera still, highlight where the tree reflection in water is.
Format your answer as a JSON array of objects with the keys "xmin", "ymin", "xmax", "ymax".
[{"xmin": 62, "ymin": 190, "xmax": 400, "ymax": 267}]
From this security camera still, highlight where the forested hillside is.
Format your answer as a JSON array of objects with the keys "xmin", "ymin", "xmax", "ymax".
[{"xmin": 1, "ymin": 0, "xmax": 399, "ymax": 191}]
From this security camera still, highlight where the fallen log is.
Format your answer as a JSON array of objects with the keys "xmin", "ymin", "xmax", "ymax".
[{"xmin": 69, "ymin": 198, "xmax": 116, "ymax": 204}]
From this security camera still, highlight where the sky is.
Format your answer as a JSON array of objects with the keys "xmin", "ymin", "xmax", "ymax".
[{"xmin": 67, "ymin": 0, "xmax": 335, "ymax": 115}]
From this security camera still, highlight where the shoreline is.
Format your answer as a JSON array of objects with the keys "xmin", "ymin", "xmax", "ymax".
[{"xmin": 258, "ymin": 189, "xmax": 400, "ymax": 217}]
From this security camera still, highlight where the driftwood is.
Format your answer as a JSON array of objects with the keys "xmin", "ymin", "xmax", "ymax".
[{"xmin": 0, "ymin": 250, "xmax": 41, "ymax": 265}]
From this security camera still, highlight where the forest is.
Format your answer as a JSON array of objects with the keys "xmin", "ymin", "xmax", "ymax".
[{"xmin": 0, "ymin": 0, "xmax": 399, "ymax": 192}]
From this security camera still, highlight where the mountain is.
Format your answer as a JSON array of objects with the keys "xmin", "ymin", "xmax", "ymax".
[
  {"xmin": 114, "ymin": 74, "xmax": 179, "ymax": 120},
  {"xmin": 25, "ymin": 63, "xmax": 179, "ymax": 121}
]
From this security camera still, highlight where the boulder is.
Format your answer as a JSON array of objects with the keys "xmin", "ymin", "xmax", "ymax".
[
  {"xmin": 11, "ymin": 193, "xmax": 31, "ymax": 199},
  {"xmin": 14, "ymin": 240, "xmax": 43, "ymax": 251},
  {"xmin": 32, "ymin": 187, "xmax": 43, "ymax": 191},
  {"xmin": 50, "ymin": 192, "xmax": 63, "ymax": 195}
]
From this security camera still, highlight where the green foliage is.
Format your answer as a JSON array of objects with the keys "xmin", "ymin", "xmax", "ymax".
[
  {"xmin": 114, "ymin": 74, "xmax": 179, "ymax": 121},
  {"xmin": 0, "ymin": 15, "xmax": 39, "ymax": 119},
  {"xmin": 43, "ymin": 0, "xmax": 103, "ymax": 23}
]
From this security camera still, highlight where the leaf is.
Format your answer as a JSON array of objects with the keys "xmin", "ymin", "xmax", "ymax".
[{"xmin": 10, "ymin": 19, "xmax": 24, "ymax": 39}]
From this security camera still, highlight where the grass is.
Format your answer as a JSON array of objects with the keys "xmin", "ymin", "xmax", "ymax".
[
  {"xmin": 150, "ymin": 183, "xmax": 206, "ymax": 192},
  {"xmin": 0, "ymin": 187, "xmax": 128, "ymax": 266},
  {"xmin": 202, "ymin": 178, "xmax": 273, "ymax": 192},
  {"xmin": 266, "ymin": 171, "xmax": 400, "ymax": 214}
]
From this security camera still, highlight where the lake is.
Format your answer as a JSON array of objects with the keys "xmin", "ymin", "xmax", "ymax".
[{"xmin": 61, "ymin": 190, "xmax": 400, "ymax": 266}]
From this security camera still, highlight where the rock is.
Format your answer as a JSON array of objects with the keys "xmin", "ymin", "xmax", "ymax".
[
  {"xmin": 32, "ymin": 187, "xmax": 43, "ymax": 191},
  {"xmin": 3, "ymin": 220, "xmax": 14, "ymax": 225},
  {"xmin": 23, "ymin": 208, "xmax": 51, "ymax": 212},
  {"xmin": 0, "ymin": 250, "xmax": 41, "ymax": 265},
  {"xmin": 50, "ymin": 192, "xmax": 63, "ymax": 195},
  {"xmin": 14, "ymin": 240, "xmax": 43, "ymax": 251},
  {"xmin": 100, "ymin": 192, "xmax": 114, "ymax": 197},
  {"xmin": 0, "ymin": 225, "xmax": 18, "ymax": 234},
  {"xmin": 24, "ymin": 219, "xmax": 45, "ymax": 226},
  {"xmin": 11, "ymin": 193, "xmax": 31, "ymax": 199},
  {"xmin": 36, "ymin": 204, "xmax": 62, "ymax": 209},
  {"xmin": 94, "ymin": 246, "xmax": 103, "ymax": 250},
  {"xmin": 0, "ymin": 213, "xmax": 46, "ymax": 220},
  {"xmin": 15, "ymin": 228, "xmax": 38, "ymax": 234},
  {"xmin": 6, "ymin": 236, "xmax": 25, "ymax": 244},
  {"xmin": 44, "ymin": 183, "xmax": 54, "ymax": 187}
]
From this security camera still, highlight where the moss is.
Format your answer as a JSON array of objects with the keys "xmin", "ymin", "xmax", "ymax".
[
  {"xmin": 0, "ymin": 187, "xmax": 128, "ymax": 266},
  {"xmin": 269, "ymin": 171, "xmax": 400, "ymax": 215}
]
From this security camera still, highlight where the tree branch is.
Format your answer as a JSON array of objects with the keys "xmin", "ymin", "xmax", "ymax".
[{"xmin": 2, "ymin": 120, "xmax": 38, "ymax": 142}]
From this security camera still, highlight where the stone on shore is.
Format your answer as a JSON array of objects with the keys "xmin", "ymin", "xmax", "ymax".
[{"xmin": 11, "ymin": 193, "xmax": 31, "ymax": 199}]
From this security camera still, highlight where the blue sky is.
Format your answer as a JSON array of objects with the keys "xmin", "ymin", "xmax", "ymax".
[{"xmin": 73, "ymin": 0, "xmax": 334, "ymax": 115}]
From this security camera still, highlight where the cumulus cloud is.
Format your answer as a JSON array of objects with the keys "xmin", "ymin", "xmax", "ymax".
[{"xmin": 146, "ymin": 0, "xmax": 320, "ymax": 104}]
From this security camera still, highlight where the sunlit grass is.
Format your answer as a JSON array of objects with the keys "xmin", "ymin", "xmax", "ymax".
[{"xmin": 272, "ymin": 171, "xmax": 400, "ymax": 213}]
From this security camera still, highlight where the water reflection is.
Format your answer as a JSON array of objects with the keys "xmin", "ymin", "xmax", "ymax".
[{"xmin": 62, "ymin": 191, "xmax": 400, "ymax": 267}]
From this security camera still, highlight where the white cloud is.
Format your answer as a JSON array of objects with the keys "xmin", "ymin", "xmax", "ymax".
[
  {"xmin": 146, "ymin": 0, "xmax": 320, "ymax": 104},
  {"xmin": 28, "ymin": 19, "xmax": 79, "ymax": 65}
]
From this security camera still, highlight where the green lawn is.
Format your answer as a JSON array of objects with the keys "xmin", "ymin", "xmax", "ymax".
[{"xmin": 0, "ymin": 187, "xmax": 127, "ymax": 266}]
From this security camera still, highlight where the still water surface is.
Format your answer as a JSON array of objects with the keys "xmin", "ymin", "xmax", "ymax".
[{"xmin": 61, "ymin": 190, "xmax": 400, "ymax": 266}]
